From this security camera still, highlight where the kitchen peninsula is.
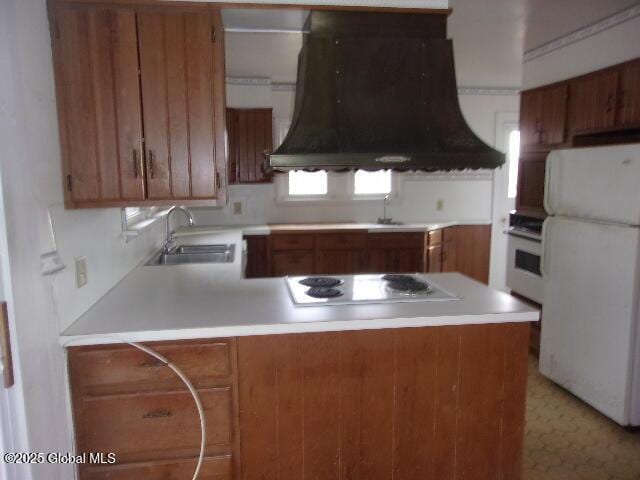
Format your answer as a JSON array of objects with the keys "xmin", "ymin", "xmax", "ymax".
[{"xmin": 62, "ymin": 229, "xmax": 538, "ymax": 480}]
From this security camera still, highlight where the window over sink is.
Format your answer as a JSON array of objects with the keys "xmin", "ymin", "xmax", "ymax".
[
  {"xmin": 277, "ymin": 169, "xmax": 394, "ymax": 203},
  {"xmin": 354, "ymin": 169, "xmax": 392, "ymax": 196},
  {"xmin": 288, "ymin": 170, "xmax": 328, "ymax": 196}
]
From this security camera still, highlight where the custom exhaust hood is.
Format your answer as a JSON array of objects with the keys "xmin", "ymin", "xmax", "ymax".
[{"xmin": 269, "ymin": 10, "xmax": 505, "ymax": 172}]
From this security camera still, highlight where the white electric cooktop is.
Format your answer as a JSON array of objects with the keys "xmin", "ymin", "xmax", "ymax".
[{"xmin": 286, "ymin": 273, "xmax": 460, "ymax": 306}]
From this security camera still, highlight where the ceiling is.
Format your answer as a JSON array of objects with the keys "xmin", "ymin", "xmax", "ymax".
[
  {"xmin": 221, "ymin": 1, "xmax": 638, "ymax": 88},
  {"xmin": 522, "ymin": 0, "xmax": 638, "ymax": 51}
]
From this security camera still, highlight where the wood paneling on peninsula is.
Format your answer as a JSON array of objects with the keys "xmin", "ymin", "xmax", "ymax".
[{"xmin": 237, "ymin": 323, "xmax": 530, "ymax": 480}]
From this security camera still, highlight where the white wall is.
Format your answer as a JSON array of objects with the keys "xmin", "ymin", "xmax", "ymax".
[
  {"xmin": 522, "ymin": 15, "xmax": 640, "ymax": 89},
  {"xmin": 0, "ymin": 1, "xmax": 167, "ymax": 477}
]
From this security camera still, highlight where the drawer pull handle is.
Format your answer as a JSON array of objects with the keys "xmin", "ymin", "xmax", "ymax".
[
  {"xmin": 143, "ymin": 410, "xmax": 172, "ymax": 419},
  {"xmin": 133, "ymin": 150, "xmax": 139, "ymax": 178},
  {"xmin": 139, "ymin": 359, "xmax": 165, "ymax": 368}
]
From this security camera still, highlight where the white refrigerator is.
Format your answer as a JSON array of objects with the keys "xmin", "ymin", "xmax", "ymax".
[{"xmin": 540, "ymin": 143, "xmax": 640, "ymax": 426}]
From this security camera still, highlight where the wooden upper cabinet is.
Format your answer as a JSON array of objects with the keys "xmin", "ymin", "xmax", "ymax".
[
  {"xmin": 138, "ymin": 9, "xmax": 224, "ymax": 201},
  {"xmin": 617, "ymin": 59, "xmax": 640, "ymax": 128},
  {"xmin": 53, "ymin": 4, "xmax": 145, "ymax": 205},
  {"xmin": 50, "ymin": 3, "xmax": 227, "ymax": 208},
  {"xmin": 569, "ymin": 69, "xmax": 619, "ymax": 133},
  {"xmin": 520, "ymin": 85, "xmax": 567, "ymax": 150},
  {"xmin": 519, "ymin": 89, "xmax": 543, "ymax": 149},
  {"xmin": 227, "ymin": 108, "xmax": 274, "ymax": 184},
  {"xmin": 540, "ymin": 84, "xmax": 568, "ymax": 146}
]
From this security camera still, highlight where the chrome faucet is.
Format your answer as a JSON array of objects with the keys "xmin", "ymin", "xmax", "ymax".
[
  {"xmin": 163, "ymin": 206, "xmax": 195, "ymax": 253},
  {"xmin": 377, "ymin": 194, "xmax": 393, "ymax": 225}
]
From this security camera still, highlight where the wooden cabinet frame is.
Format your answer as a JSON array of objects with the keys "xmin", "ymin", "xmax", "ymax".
[{"xmin": 48, "ymin": 0, "xmax": 227, "ymax": 208}]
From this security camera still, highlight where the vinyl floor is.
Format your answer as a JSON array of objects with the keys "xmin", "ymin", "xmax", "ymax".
[{"xmin": 523, "ymin": 358, "xmax": 640, "ymax": 480}]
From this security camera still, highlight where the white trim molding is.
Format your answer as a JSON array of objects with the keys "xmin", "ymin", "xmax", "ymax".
[
  {"xmin": 227, "ymin": 77, "xmax": 519, "ymax": 96},
  {"xmin": 224, "ymin": 27, "xmax": 308, "ymax": 34},
  {"xmin": 457, "ymin": 87, "xmax": 519, "ymax": 96},
  {"xmin": 524, "ymin": 3, "xmax": 640, "ymax": 63},
  {"xmin": 214, "ymin": 0, "xmax": 448, "ymax": 7},
  {"xmin": 225, "ymin": 76, "xmax": 272, "ymax": 86},
  {"xmin": 272, "ymin": 82, "xmax": 297, "ymax": 91},
  {"xmin": 403, "ymin": 170, "xmax": 494, "ymax": 182}
]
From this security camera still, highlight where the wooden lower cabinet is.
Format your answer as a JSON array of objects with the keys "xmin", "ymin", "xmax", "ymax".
[
  {"xmin": 446, "ymin": 225, "xmax": 492, "ymax": 284},
  {"xmin": 440, "ymin": 225, "xmax": 491, "ymax": 284},
  {"xmin": 68, "ymin": 324, "xmax": 529, "ymax": 480},
  {"xmin": 316, "ymin": 232, "xmax": 368, "ymax": 274},
  {"xmin": 237, "ymin": 323, "xmax": 530, "ymax": 480},
  {"xmin": 426, "ymin": 244, "xmax": 442, "ymax": 272},
  {"xmin": 68, "ymin": 339, "xmax": 240, "ymax": 479},
  {"xmin": 244, "ymin": 236, "xmax": 269, "ymax": 279},
  {"xmin": 272, "ymin": 252, "xmax": 315, "ymax": 276},
  {"xmin": 85, "ymin": 455, "xmax": 232, "ymax": 480},
  {"xmin": 365, "ymin": 233, "xmax": 425, "ymax": 273},
  {"xmin": 245, "ymin": 226, "xmax": 491, "ymax": 281}
]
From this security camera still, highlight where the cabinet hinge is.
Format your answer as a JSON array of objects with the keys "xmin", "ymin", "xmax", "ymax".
[
  {"xmin": 66, "ymin": 174, "xmax": 73, "ymax": 192},
  {"xmin": 211, "ymin": 26, "xmax": 216, "ymax": 43}
]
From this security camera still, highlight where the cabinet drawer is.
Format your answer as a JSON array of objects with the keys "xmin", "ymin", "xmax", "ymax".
[
  {"xmin": 427, "ymin": 229, "xmax": 442, "ymax": 246},
  {"xmin": 367, "ymin": 232, "xmax": 423, "ymax": 249},
  {"xmin": 70, "ymin": 340, "xmax": 231, "ymax": 395},
  {"xmin": 86, "ymin": 455, "xmax": 232, "ymax": 480},
  {"xmin": 316, "ymin": 232, "xmax": 366, "ymax": 250},
  {"xmin": 79, "ymin": 388, "xmax": 232, "ymax": 463},
  {"xmin": 272, "ymin": 234, "xmax": 314, "ymax": 251},
  {"xmin": 272, "ymin": 252, "xmax": 314, "ymax": 276}
]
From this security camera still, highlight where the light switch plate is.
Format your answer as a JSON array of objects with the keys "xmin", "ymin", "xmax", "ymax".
[
  {"xmin": 233, "ymin": 201, "xmax": 242, "ymax": 215},
  {"xmin": 436, "ymin": 199, "xmax": 444, "ymax": 211},
  {"xmin": 75, "ymin": 256, "xmax": 88, "ymax": 288}
]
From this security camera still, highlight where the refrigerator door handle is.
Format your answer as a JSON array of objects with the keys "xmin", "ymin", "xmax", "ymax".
[
  {"xmin": 543, "ymin": 151, "xmax": 554, "ymax": 216},
  {"xmin": 540, "ymin": 218, "xmax": 551, "ymax": 279}
]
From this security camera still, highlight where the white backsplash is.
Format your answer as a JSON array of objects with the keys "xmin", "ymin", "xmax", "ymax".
[{"xmin": 192, "ymin": 173, "xmax": 494, "ymax": 226}]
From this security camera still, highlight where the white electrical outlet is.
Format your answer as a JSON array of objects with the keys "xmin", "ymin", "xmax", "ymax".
[
  {"xmin": 75, "ymin": 256, "xmax": 88, "ymax": 288},
  {"xmin": 436, "ymin": 199, "xmax": 444, "ymax": 211},
  {"xmin": 233, "ymin": 201, "xmax": 243, "ymax": 215}
]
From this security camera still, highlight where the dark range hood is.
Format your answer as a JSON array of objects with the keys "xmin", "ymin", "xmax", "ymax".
[{"xmin": 270, "ymin": 11, "xmax": 505, "ymax": 172}]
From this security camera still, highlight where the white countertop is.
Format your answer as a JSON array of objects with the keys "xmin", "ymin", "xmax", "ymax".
[
  {"xmin": 173, "ymin": 220, "xmax": 490, "ymax": 237},
  {"xmin": 61, "ymin": 227, "xmax": 538, "ymax": 346}
]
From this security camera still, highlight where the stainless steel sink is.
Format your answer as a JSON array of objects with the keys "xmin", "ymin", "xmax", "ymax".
[
  {"xmin": 146, "ymin": 244, "xmax": 235, "ymax": 266},
  {"xmin": 375, "ymin": 219, "xmax": 404, "ymax": 226}
]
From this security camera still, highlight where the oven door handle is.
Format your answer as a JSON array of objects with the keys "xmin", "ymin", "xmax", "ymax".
[{"xmin": 540, "ymin": 218, "xmax": 551, "ymax": 280}]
